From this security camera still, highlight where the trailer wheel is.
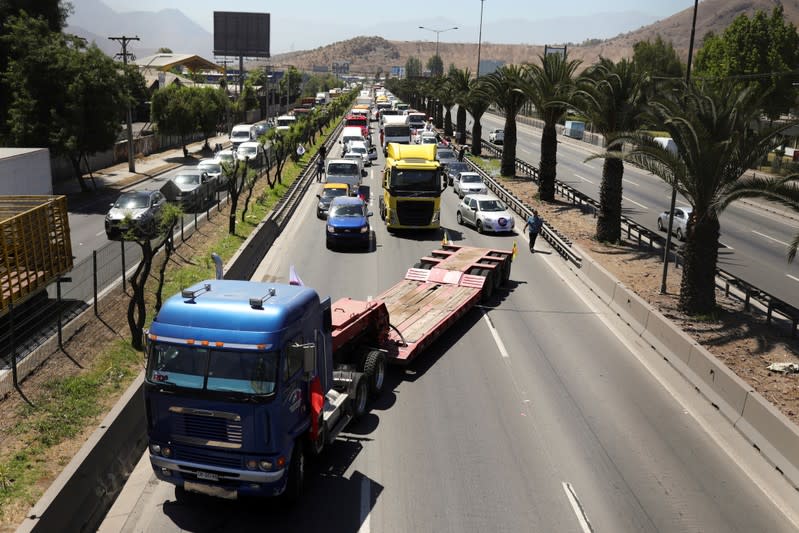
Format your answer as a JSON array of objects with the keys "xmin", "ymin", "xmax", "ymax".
[
  {"xmin": 363, "ymin": 350, "xmax": 386, "ymax": 396},
  {"xmin": 501, "ymin": 258, "xmax": 512, "ymax": 285},
  {"xmin": 351, "ymin": 376, "xmax": 369, "ymax": 419},
  {"xmin": 283, "ymin": 440, "xmax": 305, "ymax": 504}
]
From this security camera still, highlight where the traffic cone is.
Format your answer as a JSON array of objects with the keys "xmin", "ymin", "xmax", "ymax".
[
  {"xmin": 442, "ymin": 230, "xmax": 449, "ymax": 247},
  {"xmin": 512, "ymin": 241, "xmax": 518, "ymax": 261}
]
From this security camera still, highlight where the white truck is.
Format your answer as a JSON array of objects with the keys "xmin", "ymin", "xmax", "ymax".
[
  {"xmin": 315, "ymin": 91, "xmax": 330, "ymax": 105},
  {"xmin": 381, "ymin": 115, "xmax": 411, "ymax": 154},
  {"xmin": 0, "ymin": 148, "xmax": 53, "ymax": 195}
]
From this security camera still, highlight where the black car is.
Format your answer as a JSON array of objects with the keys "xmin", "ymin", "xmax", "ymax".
[{"xmin": 445, "ymin": 161, "xmax": 470, "ymax": 185}]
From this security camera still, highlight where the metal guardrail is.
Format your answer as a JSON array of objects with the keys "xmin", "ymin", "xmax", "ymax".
[{"xmin": 471, "ymin": 133, "xmax": 799, "ymax": 336}]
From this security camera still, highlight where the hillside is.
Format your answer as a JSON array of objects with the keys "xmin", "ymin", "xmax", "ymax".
[{"xmin": 266, "ymin": 0, "xmax": 799, "ymax": 74}]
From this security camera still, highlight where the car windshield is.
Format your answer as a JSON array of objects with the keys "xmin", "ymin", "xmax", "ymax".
[
  {"xmin": 199, "ymin": 163, "xmax": 221, "ymax": 174},
  {"xmin": 478, "ymin": 200, "xmax": 505, "ymax": 212},
  {"xmin": 449, "ymin": 163, "xmax": 468, "ymax": 174},
  {"xmin": 322, "ymin": 188, "xmax": 348, "ymax": 199},
  {"xmin": 232, "ymin": 131, "xmax": 250, "ymax": 139},
  {"xmin": 240, "ymin": 147, "xmax": 256, "ymax": 155},
  {"xmin": 146, "ymin": 343, "xmax": 278, "ymax": 395},
  {"xmin": 328, "ymin": 163, "xmax": 358, "ymax": 175},
  {"xmin": 330, "ymin": 204, "xmax": 365, "ymax": 217},
  {"xmin": 350, "ymin": 147, "xmax": 366, "ymax": 154},
  {"xmin": 438, "ymin": 150, "xmax": 455, "ymax": 159},
  {"xmin": 217, "ymin": 153, "xmax": 234, "ymax": 163},
  {"xmin": 461, "ymin": 175, "xmax": 482, "ymax": 183},
  {"xmin": 174, "ymin": 174, "xmax": 200, "ymax": 185},
  {"xmin": 115, "ymin": 194, "xmax": 149, "ymax": 209}
]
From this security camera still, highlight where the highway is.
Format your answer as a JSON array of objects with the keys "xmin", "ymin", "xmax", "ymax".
[
  {"xmin": 476, "ymin": 112, "xmax": 799, "ymax": 307},
  {"xmin": 99, "ymin": 130, "xmax": 799, "ymax": 532}
]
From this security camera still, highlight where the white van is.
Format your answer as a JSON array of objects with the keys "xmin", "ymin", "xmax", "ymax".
[
  {"xmin": 340, "ymin": 126, "xmax": 367, "ymax": 155},
  {"xmin": 275, "ymin": 115, "xmax": 297, "ymax": 132},
  {"xmin": 230, "ymin": 124, "xmax": 256, "ymax": 148},
  {"xmin": 326, "ymin": 158, "xmax": 366, "ymax": 195},
  {"xmin": 236, "ymin": 141, "xmax": 265, "ymax": 166}
]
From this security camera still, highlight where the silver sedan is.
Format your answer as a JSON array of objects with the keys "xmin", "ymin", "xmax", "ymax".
[
  {"xmin": 657, "ymin": 206, "xmax": 693, "ymax": 241},
  {"xmin": 456, "ymin": 194, "xmax": 515, "ymax": 233}
]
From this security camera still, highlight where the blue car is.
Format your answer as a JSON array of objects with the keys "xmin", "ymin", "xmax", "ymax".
[{"xmin": 326, "ymin": 196, "xmax": 373, "ymax": 249}]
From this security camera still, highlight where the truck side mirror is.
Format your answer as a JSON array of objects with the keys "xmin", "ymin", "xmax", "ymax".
[{"xmin": 288, "ymin": 343, "xmax": 317, "ymax": 380}]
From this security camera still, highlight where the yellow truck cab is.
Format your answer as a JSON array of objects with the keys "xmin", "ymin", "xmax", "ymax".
[{"xmin": 379, "ymin": 143, "xmax": 446, "ymax": 231}]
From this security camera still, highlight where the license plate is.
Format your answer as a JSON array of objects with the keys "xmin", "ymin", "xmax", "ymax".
[
  {"xmin": 184, "ymin": 481, "xmax": 237, "ymax": 500},
  {"xmin": 196, "ymin": 471, "xmax": 219, "ymax": 481}
]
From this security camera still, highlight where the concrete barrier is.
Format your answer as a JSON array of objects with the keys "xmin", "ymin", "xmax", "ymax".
[
  {"xmin": 737, "ymin": 392, "xmax": 799, "ymax": 488},
  {"xmin": 686, "ymin": 343, "xmax": 751, "ymax": 424},
  {"xmin": 573, "ymin": 253, "xmax": 799, "ymax": 489},
  {"xmin": 610, "ymin": 283, "xmax": 651, "ymax": 336},
  {"xmin": 224, "ymin": 218, "xmax": 279, "ymax": 281},
  {"xmin": 17, "ymin": 373, "xmax": 145, "ymax": 533}
]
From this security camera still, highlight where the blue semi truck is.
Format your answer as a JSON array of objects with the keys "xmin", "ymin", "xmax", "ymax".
[{"xmin": 144, "ymin": 244, "xmax": 513, "ymax": 500}]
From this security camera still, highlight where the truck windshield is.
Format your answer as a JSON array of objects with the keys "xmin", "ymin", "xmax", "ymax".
[
  {"xmin": 389, "ymin": 169, "xmax": 439, "ymax": 191},
  {"xmin": 384, "ymin": 125, "xmax": 410, "ymax": 137},
  {"xmin": 328, "ymin": 163, "xmax": 358, "ymax": 176},
  {"xmin": 146, "ymin": 343, "xmax": 278, "ymax": 395}
]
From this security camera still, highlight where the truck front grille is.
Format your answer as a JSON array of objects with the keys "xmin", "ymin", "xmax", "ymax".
[
  {"xmin": 174, "ymin": 447, "xmax": 243, "ymax": 469},
  {"xmin": 169, "ymin": 407, "xmax": 243, "ymax": 447},
  {"xmin": 397, "ymin": 201, "xmax": 434, "ymax": 226}
]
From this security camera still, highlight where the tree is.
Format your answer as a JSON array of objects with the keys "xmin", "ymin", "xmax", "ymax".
[
  {"xmin": 405, "ymin": 56, "xmax": 422, "ymax": 78},
  {"xmin": 194, "ymin": 87, "xmax": 228, "ymax": 148},
  {"xmin": 632, "ymin": 35, "xmax": 684, "ymax": 79},
  {"xmin": 461, "ymin": 77, "xmax": 491, "ymax": 155},
  {"xmin": 521, "ymin": 53, "xmax": 582, "ymax": 201},
  {"xmin": 602, "ymin": 82, "xmax": 799, "ymax": 314},
  {"xmin": 694, "ymin": 6, "xmax": 799, "ymax": 119},
  {"xmin": 221, "ymin": 157, "xmax": 252, "ymax": 234},
  {"xmin": 151, "ymin": 84, "xmax": 197, "ymax": 153},
  {"xmin": 279, "ymin": 66, "xmax": 303, "ymax": 106},
  {"xmin": 125, "ymin": 204, "xmax": 183, "ymax": 350},
  {"xmin": 480, "ymin": 65, "xmax": 529, "ymax": 177},
  {"xmin": 449, "ymin": 68, "xmax": 472, "ymax": 144},
  {"xmin": 573, "ymin": 58, "xmax": 645, "ymax": 243},
  {"xmin": 427, "ymin": 55, "xmax": 443, "ymax": 77},
  {"xmin": 3, "ymin": 13, "xmax": 127, "ymax": 191},
  {"xmin": 0, "ymin": 0, "xmax": 70, "ymax": 141}
]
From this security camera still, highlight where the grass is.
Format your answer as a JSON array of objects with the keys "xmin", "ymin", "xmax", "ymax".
[
  {"xmin": 0, "ymin": 118, "xmax": 341, "ymax": 523},
  {"xmin": 469, "ymin": 154, "xmax": 501, "ymax": 177},
  {"xmin": 0, "ymin": 340, "xmax": 139, "ymax": 514}
]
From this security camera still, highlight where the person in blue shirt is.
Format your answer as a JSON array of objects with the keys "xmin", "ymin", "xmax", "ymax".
[{"xmin": 522, "ymin": 209, "xmax": 543, "ymax": 253}]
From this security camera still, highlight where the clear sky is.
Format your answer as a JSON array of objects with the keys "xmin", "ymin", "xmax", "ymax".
[{"xmin": 93, "ymin": 0, "xmax": 700, "ymax": 53}]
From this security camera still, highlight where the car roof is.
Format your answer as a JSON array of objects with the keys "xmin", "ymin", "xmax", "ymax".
[
  {"xmin": 463, "ymin": 194, "xmax": 499, "ymax": 202},
  {"xmin": 459, "ymin": 171, "xmax": 480, "ymax": 177},
  {"xmin": 330, "ymin": 196, "xmax": 365, "ymax": 206},
  {"xmin": 120, "ymin": 190, "xmax": 156, "ymax": 198},
  {"xmin": 198, "ymin": 159, "xmax": 220, "ymax": 165},
  {"xmin": 323, "ymin": 183, "xmax": 349, "ymax": 190}
]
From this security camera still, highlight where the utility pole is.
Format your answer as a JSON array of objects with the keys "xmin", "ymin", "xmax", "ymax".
[
  {"xmin": 109, "ymin": 35, "xmax": 140, "ymax": 173},
  {"xmin": 476, "ymin": 0, "xmax": 485, "ymax": 77}
]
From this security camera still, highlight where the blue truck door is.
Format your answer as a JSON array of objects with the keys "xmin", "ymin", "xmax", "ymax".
[{"xmin": 281, "ymin": 339, "xmax": 309, "ymax": 440}]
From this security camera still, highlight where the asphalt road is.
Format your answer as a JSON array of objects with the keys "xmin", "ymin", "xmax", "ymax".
[
  {"xmin": 476, "ymin": 112, "xmax": 799, "ymax": 307},
  {"xmin": 99, "ymin": 129, "xmax": 799, "ymax": 532}
]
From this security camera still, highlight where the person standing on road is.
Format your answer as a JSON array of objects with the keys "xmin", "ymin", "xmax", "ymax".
[
  {"xmin": 319, "ymin": 144, "xmax": 327, "ymax": 161},
  {"xmin": 522, "ymin": 210, "xmax": 543, "ymax": 253},
  {"xmin": 315, "ymin": 157, "xmax": 325, "ymax": 182}
]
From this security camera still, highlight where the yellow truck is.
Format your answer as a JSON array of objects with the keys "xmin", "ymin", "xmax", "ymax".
[
  {"xmin": 0, "ymin": 196, "xmax": 73, "ymax": 316},
  {"xmin": 379, "ymin": 143, "xmax": 446, "ymax": 231}
]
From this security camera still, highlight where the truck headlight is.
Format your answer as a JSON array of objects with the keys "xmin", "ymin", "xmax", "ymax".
[
  {"xmin": 259, "ymin": 460, "xmax": 273, "ymax": 471},
  {"xmin": 150, "ymin": 444, "xmax": 161, "ymax": 454},
  {"xmin": 327, "ymin": 225, "xmax": 334, "ymax": 233}
]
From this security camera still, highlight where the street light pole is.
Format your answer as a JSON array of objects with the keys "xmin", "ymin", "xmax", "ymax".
[
  {"xmin": 660, "ymin": 0, "xmax": 699, "ymax": 294},
  {"xmin": 109, "ymin": 35, "xmax": 140, "ymax": 173},
  {"xmin": 418, "ymin": 26, "xmax": 458, "ymax": 74},
  {"xmin": 476, "ymin": 0, "xmax": 485, "ymax": 77}
]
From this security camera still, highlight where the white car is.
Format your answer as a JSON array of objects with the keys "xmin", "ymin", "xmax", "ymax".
[
  {"xmin": 344, "ymin": 140, "xmax": 371, "ymax": 166},
  {"xmin": 457, "ymin": 194, "xmax": 515, "ymax": 233},
  {"xmin": 454, "ymin": 172, "xmax": 487, "ymax": 198},
  {"xmin": 197, "ymin": 159, "xmax": 226, "ymax": 190},
  {"xmin": 489, "ymin": 128, "xmax": 504, "ymax": 144},
  {"xmin": 236, "ymin": 141, "xmax": 265, "ymax": 166},
  {"xmin": 657, "ymin": 206, "xmax": 693, "ymax": 241},
  {"xmin": 214, "ymin": 149, "xmax": 236, "ymax": 168}
]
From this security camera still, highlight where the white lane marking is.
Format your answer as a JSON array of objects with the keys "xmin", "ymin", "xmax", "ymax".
[
  {"xmin": 562, "ymin": 482, "xmax": 594, "ymax": 533},
  {"xmin": 719, "ymin": 241, "xmax": 734, "ymax": 251},
  {"xmin": 95, "ymin": 230, "xmax": 105, "ymax": 237},
  {"xmin": 752, "ymin": 230, "xmax": 790, "ymax": 247},
  {"xmin": 574, "ymin": 174, "xmax": 594, "ymax": 184},
  {"xmin": 358, "ymin": 475, "xmax": 371, "ymax": 533},
  {"xmin": 622, "ymin": 196, "xmax": 648, "ymax": 210},
  {"xmin": 787, "ymin": 274, "xmax": 799, "ymax": 283},
  {"xmin": 582, "ymin": 161, "xmax": 594, "ymax": 167},
  {"xmin": 622, "ymin": 178, "xmax": 640, "ymax": 187},
  {"xmin": 482, "ymin": 309, "xmax": 510, "ymax": 358}
]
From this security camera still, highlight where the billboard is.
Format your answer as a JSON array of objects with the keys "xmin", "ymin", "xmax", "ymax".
[{"xmin": 213, "ymin": 12, "xmax": 270, "ymax": 58}]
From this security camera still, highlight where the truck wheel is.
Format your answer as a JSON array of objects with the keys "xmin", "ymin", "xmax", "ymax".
[
  {"xmin": 283, "ymin": 440, "xmax": 305, "ymax": 504},
  {"xmin": 362, "ymin": 350, "xmax": 386, "ymax": 396},
  {"xmin": 501, "ymin": 258, "xmax": 512, "ymax": 285},
  {"xmin": 351, "ymin": 376, "xmax": 369, "ymax": 419}
]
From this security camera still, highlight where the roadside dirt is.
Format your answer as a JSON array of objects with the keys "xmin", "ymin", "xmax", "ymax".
[{"xmin": 500, "ymin": 175, "xmax": 799, "ymax": 426}]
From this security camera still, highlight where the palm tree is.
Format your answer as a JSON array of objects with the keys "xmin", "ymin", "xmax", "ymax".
[
  {"xmin": 480, "ymin": 65, "xmax": 529, "ymax": 177},
  {"xmin": 449, "ymin": 68, "xmax": 472, "ymax": 144},
  {"xmin": 436, "ymin": 78, "xmax": 457, "ymax": 137},
  {"xmin": 604, "ymin": 82, "xmax": 798, "ymax": 315},
  {"xmin": 462, "ymin": 77, "xmax": 491, "ymax": 156},
  {"xmin": 574, "ymin": 58, "xmax": 645, "ymax": 242},
  {"xmin": 521, "ymin": 53, "xmax": 582, "ymax": 201}
]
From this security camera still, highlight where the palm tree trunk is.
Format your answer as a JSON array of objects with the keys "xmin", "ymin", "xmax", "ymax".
[
  {"xmin": 596, "ymin": 150, "xmax": 623, "ymax": 242},
  {"xmin": 539, "ymin": 119, "xmax": 558, "ymax": 201},
  {"xmin": 456, "ymin": 107, "xmax": 467, "ymax": 144},
  {"xmin": 679, "ymin": 213, "xmax": 719, "ymax": 315},
  {"xmin": 471, "ymin": 116, "xmax": 484, "ymax": 155},
  {"xmin": 500, "ymin": 118, "xmax": 517, "ymax": 177}
]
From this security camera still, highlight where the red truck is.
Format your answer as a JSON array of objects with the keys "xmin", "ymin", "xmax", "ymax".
[
  {"xmin": 344, "ymin": 113, "xmax": 370, "ymax": 139},
  {"xmin": 144, "ymin": 244, "xmax": 512, "ymax": 500}
]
